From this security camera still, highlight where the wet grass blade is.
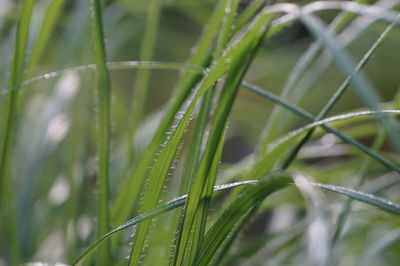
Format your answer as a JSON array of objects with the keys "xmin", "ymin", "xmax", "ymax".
[
  {"xmin": 310, "ymin": 182, "xmax": 400, "ymax": 215},
  {"xmin": 281, "ymin": 17, "xmax": 397, "ymax": 169},
  {"xmin": 90, "ymin": 0, "xmax": 112, "ymax": 264},
  {"xmin": 300, "ymin": 12, "xmax": 400, "ymax": 151},
  {"xmin": 174, "ymin": 9, "xmax": 276, "ymax": 265},
  {"xmin": 110, "ymin": 0, "xmax": 229, "ymax": 226},
  {"xmin": 197, "ymin": 175, "xmax": 292, "ymax": 266},
  {"xmin": 257, "ymin": 0, "xmax": 373, "ymax": 153},
  {"xmin": 72, "ymin": 180, "xmax": 258, "ymax": 265},
  {"xmin": 243, "ymin": 83, "xmax": 400, "ymax": 175}
]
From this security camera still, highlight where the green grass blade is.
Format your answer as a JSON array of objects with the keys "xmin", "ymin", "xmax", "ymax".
[
  {"xmin": 248, "ymin": 110, "xmax": 400, "ymax": 179},
  {"xmin": 90, "ymin": 0, "xmax": 112, "ymax": 264},
  {"xmin": 281, "ymin": 18, "xmax": 397, "ymax": 169},
  {"xmin": 111, "ymin": 0, "xmax": 229, "ymax": 226},
  {"xmin": 309, "ymin": 182, "xmax": 400, "ymax": 215},
  {"xmin": 26, "ymin": 0, "xmax": 66, "ymax": 76},
  {"xmin": 129, "ymin": 0, "xmax": 162, "ymax": 157},
  {"xmin": 300, "ymin": 12, "xmax": 400, "ymax": 150},
  {"xmin": 257, "ymin": 0, "xmax": 373, "ymax": 153},
  {"xmin": 243, "ymin": 83, "xmax": 400, "ymax": 175},
  {"xmin": 1, "ymin": 61, "xmax": 204, "ymax": 95},
  {"xmin": 174, "ymin": 10, "xmax": 276, "ymax": 265},
  {"xmin": 72, "ymin": 180, "xmax": 258, "ymax": 266},
  {"xmin": 197, "ymin": 175, "xmax": 292, "ymax": 265},
  {"xmin": 332, "ymin": 128, "xmax": 386, "ymax": 244},
  {"xmin": 0, "ymin": 0, "xmax": 34, "ymax": 263}
]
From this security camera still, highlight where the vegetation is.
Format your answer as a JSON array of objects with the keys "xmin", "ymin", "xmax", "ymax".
[{"xmin": 0, "ymin": 0, "xmax": 399, "ymax": 265}]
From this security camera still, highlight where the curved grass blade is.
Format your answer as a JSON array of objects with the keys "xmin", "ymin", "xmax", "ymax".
[
  {"xmin": 243, "ymin": 82, "xmax": 400, "ymax": 175},
  {"xmin": 174, "ymin": 9, "xmax": 276, "ymax": 265},
  {"xmin": 110, "ymin": 0, "xmax": 230, "ymax": 226},
  {"xmin": 249, "ymin": 110, "xmax": 400, "ymax": 179},
  {"xmin": 1, "ymin": 61, "xmax": 204, "ymax": 96},
  {"xmin": 197, "ymin": 175, "xmax": 292, "ymax": 266},
  {"xmin": 90, "ymin": 0, "xmax": 112, "ymax": 264},
  {"xmin": 281, "ymin": 16, "xmax": 398, "ymax": 169},
  {"xmin": 300, "ymin": 12, "xmax": 400, "ymax": 151},
  {"xmin": 198, "ymin": 174, "xmax": 400, "ymax": 265},
  {"xmin": 310, "ymin": 182, "xmax": 400, "ymax": 215},
  {"xmin": 257, "ymin": 0, "xmax": 374, "ymax": 154},
  {"xmin": 72, "ymin": 180, "xmax": 257, "ymax": 266},
  {"xmin": 332, "ymin": 128, "xmax": 386, "ymax": 244}
]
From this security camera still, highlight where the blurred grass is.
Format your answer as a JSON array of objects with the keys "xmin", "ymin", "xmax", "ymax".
[{"xmin": 1, "ymin": 0, "xmax": 400, "ymax": 265}]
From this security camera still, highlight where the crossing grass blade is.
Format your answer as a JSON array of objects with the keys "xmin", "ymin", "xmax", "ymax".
[
  {"xmin": 281, "ymin": 17, "xmax": 397, "ymax": 169},
  {"xmin": 72, "ymin": 180, "xmax": 258, "ymax": 265},
  {"xmin": 243, "ymin": 83, "xmax": 400, "ymax": 175},
  {"xmin": 299, "ymin": 12, "xmax": 400, "ymax": 151},
  {"xmin": 110, "ymin": 0, "xmax": 230, "ymax": 227},
  {"xmin": 173, "ymin": 9, "xmax": 277, "ymax": 265},
  {"xmin": 90, "ymin": 0, "xmax": 112, "ymax": 264},
  {"xmin": 257, "ymin": 0, "xmax": 375, "ymax": 153}
]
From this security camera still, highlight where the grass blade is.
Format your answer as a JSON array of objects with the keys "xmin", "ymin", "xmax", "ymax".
[
  {"xmin": 129, "ymin": 0, "xmax": 162, "ymax": 159},
  {"xmin": 0, "ymin": 0, "xmax": 34, "ymax": 264},
  {"xmin": 72, "ymin": 180, "xmax": 258, "ymax": 265},
  {"xmin": 300, "ymin": 12, "xmax": 400, "ymax": 151},
  {"xmin": 310, "ymin": 182, "xmax": 400, "ymax": 215},
  {"xmin": 26, "ymin": 0, "xmax": 66, "ymax": 76},
  {"xmin": 243, "ymin": 82, "xmax": 400, "ymax": 175},
  {"xmin": 90, "ymin": 0, "xmax": 112, "ymax": 264},
  {"xmin": 281, "ymin": 17, "xmax": 397, "ymax": 169}
]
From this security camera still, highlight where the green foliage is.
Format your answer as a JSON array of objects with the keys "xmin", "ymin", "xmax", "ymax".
[{"xmin": 1, "ymin": 0, "xmax": 400, "ymax": 265}]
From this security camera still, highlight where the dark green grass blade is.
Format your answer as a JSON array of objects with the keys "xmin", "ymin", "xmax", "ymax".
[
  {"xmin": 331, "ymin": 128, "xmax": 386, "ymax": 244},
  {"xmin": 310, "ymin": 182, "xmax": 400, "ymax": 215},
  {"xmin": 257, "ymin": 0, "xmax": 374, "ymax": 153},
  {"xmin": 243, "ymin": 82, "xmax": 400, "ymax": 175},
  {"xmin": 300, "ymin": 12, "xmax": 400, "ymax": 150},
  {"xmin": 72, "ymin": 180, "xmax": 258, "ymax": 265},
  {"xmin": 248, "ymin": 110, "xmax": 400, "ymax": 179},
  {"xmin": 281, "ymin": 18, "xmax": 397, "ymax": 169},
  {"xmin": 90, "ymin": 0, "xmax": 112, "ymax": 264}
]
